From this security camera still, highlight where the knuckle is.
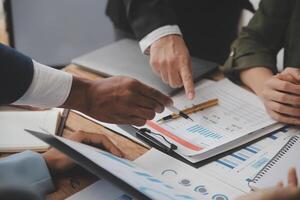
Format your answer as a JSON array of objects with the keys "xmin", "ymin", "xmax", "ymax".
[
  {"xmin": 278, "ymin": 94, "xmax": 287, "ymax": 102},
  {"xmin": 126, "ymin": 78, "xmax": 139, "ymax": 89},
  {"xmin": 276, "ymin": 105, "xmax": 285, "ymax": 113},
  {"xmin": 150, "ymin": 58, "xmax": 159, "ymax": 67},
  {"xmin": 281, "ymin": 82, "xmax": 290, "ymax": 91}
]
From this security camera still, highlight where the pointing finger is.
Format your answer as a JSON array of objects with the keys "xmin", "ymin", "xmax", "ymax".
[{"xmin": 180, "ymin": 63, "xmax": 195, "ymax": 100}]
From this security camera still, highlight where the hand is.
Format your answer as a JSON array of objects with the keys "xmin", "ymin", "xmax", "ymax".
[
  {"xmin": 63, "ymin": 76, "xmax": 173, "ymax": 126},
  {"xmin": 149, "ymin": 35, "xmax": 195, "ymax": 99},
  {"xmin": 279, "ymin": 67, "xmax": 300, "ymax": 84},
  {"xmin": 43, "ymin": 130, "xmax": 123, "ymax": 174},
  {"xmin": 258, "ymin": 73, "xmax": 300, "ymax": 125},
  {"xmin": 236, "ymin": 168, "xmax": 300, "ymax": 200}
]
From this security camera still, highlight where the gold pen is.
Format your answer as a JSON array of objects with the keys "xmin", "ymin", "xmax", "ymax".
[{"xmin": 157, "ymin": 98, "xmax": 219, "ymax": 123}]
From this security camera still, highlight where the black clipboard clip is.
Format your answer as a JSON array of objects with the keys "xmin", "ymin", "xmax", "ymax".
[{"xmin": 136, "ymin": 128, "xmax": 177, "ymax": 154}]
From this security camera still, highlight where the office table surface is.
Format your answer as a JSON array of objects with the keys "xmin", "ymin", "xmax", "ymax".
[
  {"xmin": 0, "ymin": 63, "xmax": 223, "ymax": 200},
  {"xmin": 46, "ymin": 64, "xmax": 150, "ymax": 200},
  {"xmin": 46, "ymin": 64, "xmax": 224, "ymax": 200}
]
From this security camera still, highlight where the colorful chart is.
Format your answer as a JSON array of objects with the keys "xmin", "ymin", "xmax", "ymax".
[{"xmin": 187, "ymin": 125, "xmax": 222, "ymax": 140}]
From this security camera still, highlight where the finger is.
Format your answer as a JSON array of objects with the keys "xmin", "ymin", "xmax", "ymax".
[
  {"xmin": 136, "ymin": 84, "xmax": 173, "ymax": 107},
  {"xmin": 180, "ymin": 63, "xmax": 195, "ymax": 100},
  {"xmin": 160, "ymin": 70, "xmax": 169, "ymax": 84},
  {"xmin": 266, "ymin": 101, "xmax": 300, "ymax": 117},
  {"xmin": 169, "ymin": 70, "xmax": 183, "ymax": 88},
  {"xmin": 266, "ymin": 109, "xmax": 300, "ymax": 125},
  {"xmin": 125, "ymin": 116, "xmax": 147, "ymax": 126},
  {"xmin": 129, "ymin": 107, "xmax": 156, "ymax": 120},
  {"xmin": 131, "ymin": 93, "xmax": 164, "ymax": 113},
  {"xmin": 277, "ymin": 74, "xmax": 299, "ymax": 84},
  {"xmin": 264, "ymin": 89, "xmax": 300, "ymax": 106},
  {"xmin": 288, "ymin": 167, "xmax": 298, "ymax": 187},
  {"xmin": 267, "ymin": 77, "xmax": 300, "ymax": 96},
  {"xmin": 281, "ymin": 68, "xmax": 300, "ymax": 81},
  {"xmin": 79, "ymin": 132, "xmax": 124, "ymax": 158}
]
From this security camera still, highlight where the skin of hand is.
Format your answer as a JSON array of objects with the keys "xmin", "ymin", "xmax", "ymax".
[
  {"xmin": 62, "ymin": 76, "xmax": 173, "ymax": 126},
  {"xmin": 236, "ymin": 168, "xmax": 300, "ymax": 200},
  {"xmin": 42, "ymin": 130, "xmax": 123, "ymax": 174},
  {"xmin": 240, "ymin": 67, "xmax": 300, "ymax": 125},
  {"xmin": 149, "ymin": 34, "xmax": 195, "ymax": 100}
]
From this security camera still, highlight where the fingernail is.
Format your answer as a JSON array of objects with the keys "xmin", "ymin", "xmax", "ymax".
[
  {"xmin": 155, "ymin": 106, "xmax": 164, "ymax": 113},
  {"xmin": 188, "ymin": 92, "xmax": 194, "ymax": 100},
  {"xmin": 167, "ymin": 99, "xmax": 174, "ymax": 106}
]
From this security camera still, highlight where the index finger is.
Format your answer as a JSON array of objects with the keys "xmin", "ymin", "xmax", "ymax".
[
  {"xmin": 136, "ymin": 84, "xmax": 173, "ymax": 107},
  {"xmin": 180, "ymin": 64, "xmax": 195, "ymax": 100}
]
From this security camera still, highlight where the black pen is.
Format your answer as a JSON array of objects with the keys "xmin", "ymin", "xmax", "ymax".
[{"xmin": 166, "ymin": 105, "xmax": 193, "ymax": 121}]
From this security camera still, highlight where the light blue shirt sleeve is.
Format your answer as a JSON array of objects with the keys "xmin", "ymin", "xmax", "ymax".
[{"xmin": 0, "ymin": 150, "xmax": 55, "ymax": 196}]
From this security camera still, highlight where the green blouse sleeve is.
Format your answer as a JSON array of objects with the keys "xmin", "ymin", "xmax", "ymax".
[{"xmin": 222, "ymin": 0, "xmax": 295, "ymax": 79}]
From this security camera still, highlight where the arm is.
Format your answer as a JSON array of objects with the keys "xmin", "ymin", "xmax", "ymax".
[
  {"xmin": 122, "ymin": 0, "xmax": 178, "ymax": 42},
  {"xmin": 0, "ymin": 131, "xmax": 123, "ymax": 199},
  {"xmin": 0, "ymin": 44, "xmax": 34, "ymax": 105},
  {"xmin": 123, "ymin": 0, "xmax": 195, "ymax": 99},
  {"xmin": 223, "ymin": 0, "xmax": 294, "ymax": 76},
  {"xmin": 0, "ymin": 44, "xmax": 172, "ymax": 126},
  {"xmin": 222, "ymin": 0, "xmax": 300, "ymax": 125},
  {"xmin": 0, "ymin": 151, "xmax": 55, "ymax": 197}
]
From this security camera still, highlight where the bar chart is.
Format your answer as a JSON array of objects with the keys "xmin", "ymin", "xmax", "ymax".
[{"xmin": 186, "ymin": 125, "xmax": 223, "ymax": 140}]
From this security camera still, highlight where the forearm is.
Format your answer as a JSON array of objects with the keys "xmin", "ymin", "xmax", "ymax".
[
  {"xmin": 240, "ymin": 67, "xmax": 274, "ymax": 96},
  {"xmin": 61, "ymin": 76, "xmax": 92, "ymax": 113}
]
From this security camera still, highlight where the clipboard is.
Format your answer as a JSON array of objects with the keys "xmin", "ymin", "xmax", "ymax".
[
  {"xmin": 116, "ymin": 125, "xmax": 206, "ymax": 168},
  {"xmin": 27, "ymin": 129, "xmax": 151, "ymax": 200},
  {"xmin": 116, "ymin": 124, "xmax": 288, "ymax": 169}
]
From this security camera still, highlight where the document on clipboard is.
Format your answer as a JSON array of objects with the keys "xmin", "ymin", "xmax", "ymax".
[
  {"xmin": 140, "ymin": 79, "xmax": 282, "ymax": 162},
  {"xmin": 27, "ymin": 130, "xmax": 201, "ymax": 200}
]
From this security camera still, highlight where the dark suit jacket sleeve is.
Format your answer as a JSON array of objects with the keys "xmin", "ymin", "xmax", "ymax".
[
  {"xmin": 122, "ymin": 0, "xmax": 178, "ymax": 40},
  {"xmin": 0, "ymin": 44, "xmax": 34, "ymax": 105}
]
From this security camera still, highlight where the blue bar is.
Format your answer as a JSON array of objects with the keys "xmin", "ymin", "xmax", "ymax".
[
  {"xmin": 281, "ymin": 128, "xmax": 288, "ymax": 133},
  {"xmin": 201, "ymin": 130, "xmax": 210, "ymax": 136},
  {"xmin": 222, "ymin": 158, "xmax": 238, "ymax": 168},
  {"xmin": 192, "ymin": 128, "xmax": 200, "ymax": 133},
  {"xmin": 245, "ymin": 147, "xmax": 257, "ymax": 154},
  {"xmin": 206, "ymin": 132, "xmax": 214, "ymax": 137},
  {"xmin": 249, "ymin": 145, "xmax": 260, "ymax": 152},
  {"xmin": 216, "ymin": 160, "xmax": 235, "ymax": 169},
  {"xmin": 210, "ymin": 133, "xmax": 217, "ymax": 138},
  {"xmin": 187, "ymin": 125, "xmax": 198, "ymax": 132},
  {"xmin": 236, "ymin": 152, "xmax": 249, "ymax": 160},
  {"xmin": 231, "ymin": 154, "xmax": 246, "ymax": 161},
  {"xmin": 269, "ymin": 135, "xmax": 277, "ymax": 140}
]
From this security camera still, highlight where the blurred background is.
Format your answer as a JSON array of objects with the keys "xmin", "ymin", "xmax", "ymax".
[
  {"xmin": 0, "ymin": 0, "xmax": 283, "ymax": 70},
  {"xmin": 0, "ymin": 0, "xmax": 114, "ymax": 67}
]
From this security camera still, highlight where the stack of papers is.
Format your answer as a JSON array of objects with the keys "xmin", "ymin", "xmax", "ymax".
[{"xmin": 143, "ymin": 79, "xmax": 281, "ymax": 162}]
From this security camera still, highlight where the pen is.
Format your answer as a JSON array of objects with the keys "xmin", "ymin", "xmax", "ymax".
[
  {"xmin": 167, "ymin": 105, "xmax": 193, "ymax": 121},
  {"xmin": 158, "ymin": 98, "xmax": 219, "ymax": 123},
  {"xmin": 57, "ymin": 109, "xmax": 70, "ymax": 136}
]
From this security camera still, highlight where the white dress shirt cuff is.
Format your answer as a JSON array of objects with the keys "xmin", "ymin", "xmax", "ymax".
[
  {"xmin": 139, "ymin": 25, "xmax": 182, "ymax": 54},
  {"xmin": 13, "ymin": 60, "xmax": 73, "ymax": 108}
]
